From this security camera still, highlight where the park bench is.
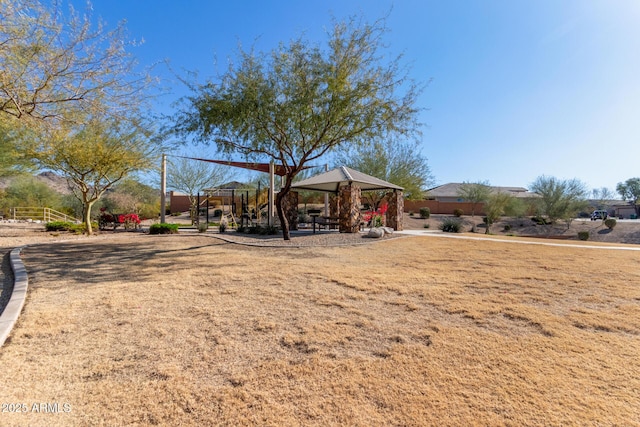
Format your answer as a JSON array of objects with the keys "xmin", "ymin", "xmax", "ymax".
[
  {"xmin": 98, "ymin": 212, "xmax": 140, "ymax": 231},
  {"xmin": 312, "ymin": 216, "xmax": 340, "ymax": 233}
]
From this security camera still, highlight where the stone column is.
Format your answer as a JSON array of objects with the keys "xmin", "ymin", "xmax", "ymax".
[
  {"xmin": 386, "ymin": 190, "xmax": 404, "ymax": 231},
  {"xmin": 338, "ymin": 184, "xmax": 362, "ymax": 233},
  {"xmin": 329, "ymin": 194, "xmax": 340, "ymax": 218},
  {"xmin": 283, "ymin": 191, "xmax": 299, "ymax": 230}
]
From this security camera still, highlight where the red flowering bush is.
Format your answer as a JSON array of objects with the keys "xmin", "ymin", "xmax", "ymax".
[
  {"xmin": 363, "ymin": 203, "xmax": 388, "ymax": 228},
  {"xmin": 119, "ymin": 213, "xmax": 141, "ymax": 230},
  {"xmin": 99, "ymin": 211, "xmax": 140, "ymax": 230}
]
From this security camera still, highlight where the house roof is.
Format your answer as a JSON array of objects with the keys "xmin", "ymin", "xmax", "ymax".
[
  {"xmin": 426, "ymin": 183, "xmax": 537, "ymax": 199},
  {"xmin": 291, "ymin": 166, "xmax": 403, "ymax": 193}
]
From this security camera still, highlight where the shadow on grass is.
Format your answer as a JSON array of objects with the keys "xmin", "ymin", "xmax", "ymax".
[{"xmin": 20, "ymin": 235, "xmax": 235, "ymax": 288}]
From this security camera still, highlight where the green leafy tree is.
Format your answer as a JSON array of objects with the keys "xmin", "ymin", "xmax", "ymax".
[
  {"xmin": 616, "ymin": 178, "xmax": 640, "ymax": 216},
  {"xmin": 457, "ymin": 181, "xmax": 491, "ymax": 217},
  {"xmin": 26, "ymin": 117, "xmax": 160, "ymax": 234},
  {"xmin": 0, "ymin": 0, "xmax": 152, "ymax": 125},
  {"xmin": 483, "ymin": 192, "xmax": 513, "ymax": 234},
  {"xmin": 174, "ymin": 16, "xmax": 422, "ymax": 240},
  {"xmin": 334, "ymin": 138, "xmax": 434, "ymax": 209},
  {"xmin": 530, "ymin": 176, "xmax": 588, "ymax": 227},
  {"xmin": 0, "ymin": 122, "xmax": 35, "ymax": 176}
]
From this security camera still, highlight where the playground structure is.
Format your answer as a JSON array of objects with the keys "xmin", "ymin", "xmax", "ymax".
[{"xmin": 195, "ymin": 184, "xmax": 271, "ymax": 228}]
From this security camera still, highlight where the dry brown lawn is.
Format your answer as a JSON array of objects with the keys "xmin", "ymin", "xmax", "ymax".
[{"xmin": 1, "ymin": 233, "xmax": 639, "ymax": 426}]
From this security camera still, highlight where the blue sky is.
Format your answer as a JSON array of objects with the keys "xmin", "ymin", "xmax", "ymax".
[{"xmin": 70, "ymin": 0, "xmax": 639, "ymax": 193}]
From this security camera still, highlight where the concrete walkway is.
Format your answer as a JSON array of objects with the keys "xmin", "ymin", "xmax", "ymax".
[
  {"xmin": 396, "ymin": 229, "xmax": 640, "ymax": 251},
  {"xmin": 0, "ymin": 247, "xmax": 28, "ymax": 347}
]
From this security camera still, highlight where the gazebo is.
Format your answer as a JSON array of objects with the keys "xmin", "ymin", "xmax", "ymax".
[{"xmin": 291, "ymin": 166, "xmax": 404, "ymax": 232}]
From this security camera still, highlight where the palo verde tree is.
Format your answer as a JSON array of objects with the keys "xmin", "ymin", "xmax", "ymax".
[
  {"xmin": 616, "ymin": 178, "xmax": 640, "ymax": 216},
  {"xmin": 1, "ymin": 0, "xmax": 156, "ymax": 179},
  {"xmin": 174, "ymin": 16, "xmax": 422, "ymax": 240},
  {"xmin": 333, "ymin": 137, "xmax": 434, "ymax": 210},
  {"xmin": 0, "ymin": 0, "xmax": 152, "ymax": 124},
  {"xmin": 27, "ymin": 116, "xmax": 160, "ymax": 234},
  {"xmin": 457, "ymin": 181, "xmax": 491, "ymax": 217},
  {"xmin": 530, "ymin": 175, "xmax": 589, "ymax": 227},
  {"xmin": 483, "ymin": 191, "xmax": 514, "ymax": 234}
]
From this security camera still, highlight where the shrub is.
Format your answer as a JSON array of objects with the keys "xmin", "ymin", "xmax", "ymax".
[
  {"xmin": 46, "ymin": 221, "xmax": 94, "ymax": 234},
  {"xmin": 440, "ymin": 218, "xmax": 463, "ymax": 233},
  {"xmin": 578, "ymin": 231, "xmax": 589, "ymax": 241},
  {"xmin": 423, "ymin": 223, "xmax": 430, "ymax": 229},
  {"xmin": 259, "ymin": 224, "xmax": 279, "ymax": 235},
  {"xmin": 419, "ymin": 207, "xmax": 431, "ymax": 219},
  {"xmin": 45, "ymin": 221, "xmax": 74, "ymax": 232},
  {"xmin": 503, "ymin": 224, "xmax": 512, "ymax": 231},
  {"xmin": 531, "ymin": 216, "xmax": 551, "ymax": 225},
  {"xmin": 604, "ymin": 218, "xmax": 617, "ymax": 230},
  {"xmin": 453, "ymin": 208, "xmax": 464, "ymax": 217},
  {"xmin": 197, "ymin": 222, "xmax": 208, "ymax": 233},
  {"xmin": 149, "ymin": 223, "xmax": 179, "ymax": 234}
]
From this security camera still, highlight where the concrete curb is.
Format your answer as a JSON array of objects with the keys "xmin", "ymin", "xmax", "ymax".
[{"xmin": 0, "ymin": 246, "xmax": 28, "ymax": 348}]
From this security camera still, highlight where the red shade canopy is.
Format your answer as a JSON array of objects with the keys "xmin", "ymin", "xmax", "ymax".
[{"xmin": 178, "ymin": 157, "xmax": 291, "ymax": 176}]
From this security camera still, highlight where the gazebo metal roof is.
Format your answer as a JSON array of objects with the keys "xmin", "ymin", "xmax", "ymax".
[{"xmin": 291, "ymin": 166, "xmax": 403, "ymax": 194}]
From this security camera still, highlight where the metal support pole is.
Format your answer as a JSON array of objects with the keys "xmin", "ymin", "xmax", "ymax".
[
  {"xmin": 324, "ymin": 163, "xmax": 329, "ymax": 217},
  {"xmin": 268, "ymin": 160, "xmax": 275, "ymax": 226},
  {"xmin": 160, "ymin": 153, "xmax": 167, "ymax": 223}
]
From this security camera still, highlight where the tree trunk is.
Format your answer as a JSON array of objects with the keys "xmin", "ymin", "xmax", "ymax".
[
  {"xmin": 83, "ymin": 201, "xmax": 95, "ymax": 235},
  {"xmin": 276, "ymin": 190, "xmax": 290, "ymax": 240}
]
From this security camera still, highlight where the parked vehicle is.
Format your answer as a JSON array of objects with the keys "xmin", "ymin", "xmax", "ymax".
[{"xmin": 590, "ymin": 210, "xmax": 608, "ymax": 220}]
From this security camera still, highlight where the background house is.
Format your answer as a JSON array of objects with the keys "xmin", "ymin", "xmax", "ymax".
[{"xmin": 404, "ymin": 183, "xmax": 538, "ymax": 215}]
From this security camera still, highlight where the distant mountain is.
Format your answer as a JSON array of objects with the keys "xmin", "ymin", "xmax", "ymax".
[{"xmin": 0, "ymin": 171, "xmax": 73, "ymax": 195}]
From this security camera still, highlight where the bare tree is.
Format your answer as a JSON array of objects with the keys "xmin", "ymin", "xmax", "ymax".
[
  {"xmin": 591, "ymin": 187, "xmax": 616, "ymax": 210},
  {"xmin": 167, "ymin": 154, "xmax": 236, "ymax": 223}
]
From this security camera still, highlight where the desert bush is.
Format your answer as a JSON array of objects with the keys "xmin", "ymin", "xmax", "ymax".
[
  {"xmin": 420, "ymin": 207, "xmax": 431, "ymax": 219},
  {"xmin": 440, "ymin": 218, "xmax": 463, "ymax": 233},
  {"xmin": 197, "ymin": 222, "xmax": 208, "ymax": 233},
  {"xmin": 149, "ymin": 223, "xmax": 179, "ymax": 234},
  {"xmin": 578, "ymin": 231, "xmax": 589, "ymax": 241},
  {"xmin": 45, "ymin": 221, "xmax": 74, "ymax": 232},
  {"xmin": 45, "ymin": 221, "xmax": 92, "ymax": 234},
  {"xmin": 604, "ymin": 218, "xmax": 617, "ymax": 230},
  {"xmin": 531, "ymin": 216, "xmax": 551, "ymax": 225},
  {"xmin": 453, "ymin": 208, "xmax": 464, "ymax": 217}
]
